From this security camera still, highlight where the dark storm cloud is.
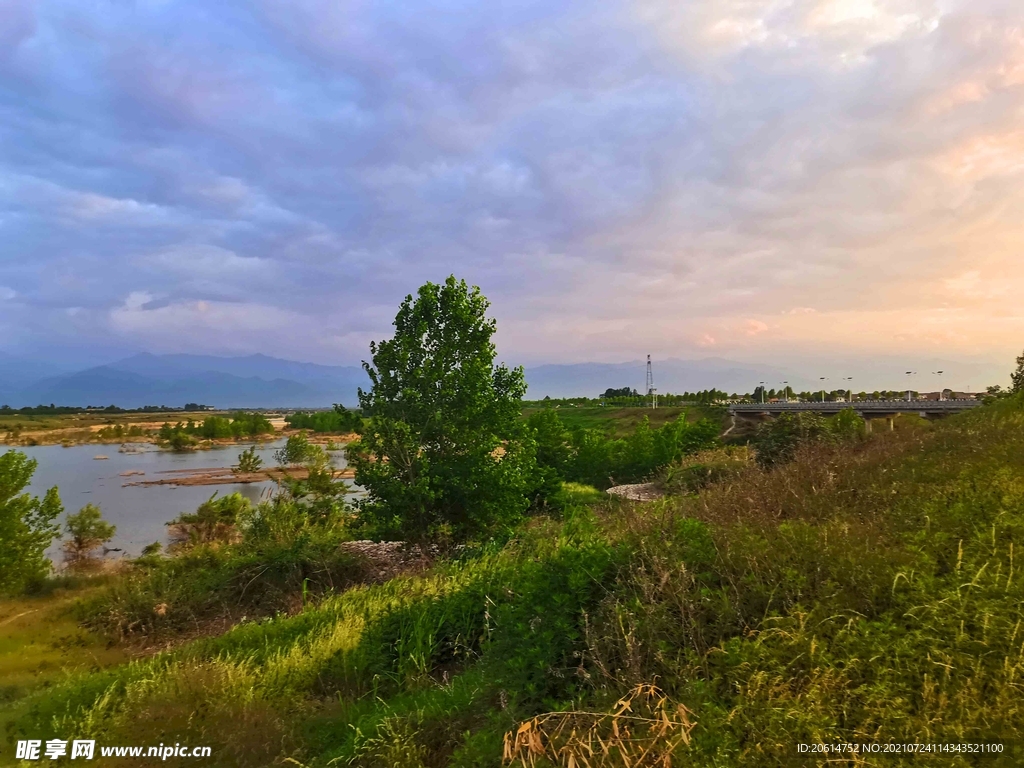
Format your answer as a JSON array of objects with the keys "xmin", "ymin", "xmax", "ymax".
[{"xmin": 1, "ymin": 0, "xmax": 1022, "ymax": 366}]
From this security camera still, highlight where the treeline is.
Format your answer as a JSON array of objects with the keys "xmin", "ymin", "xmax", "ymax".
[
  {"xmin": 158, "ymin": 412, "xmax": 273, "ymax": 448},
  {"xmin": 525, "ymin": 388, "xmax": 733, "ymax": 407},
  {"xmin": 285, "ymin": 405, "xmax": 362, "ymax": 433},
  {"xmin": 529, "ymin": 408, "xmax": 720, "ymax": 491},
  {"xmin": 0, "ymin": 403, "xmax": 211, "ymax": 415},
  {"xmin": 752, "ymin": 386, "xmax": 923, "ymax": 402}
]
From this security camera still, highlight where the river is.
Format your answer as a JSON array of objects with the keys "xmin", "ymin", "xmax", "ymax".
[{"xmin": 14, "ymin": 440, "xmax": 350, "ymax": 561}]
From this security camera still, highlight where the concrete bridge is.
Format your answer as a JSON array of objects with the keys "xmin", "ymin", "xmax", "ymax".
[{"xmin": 728, "ymin": 399, "xmax": 981, "ymax": 430}]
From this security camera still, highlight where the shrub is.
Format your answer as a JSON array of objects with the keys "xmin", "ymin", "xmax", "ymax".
[
  {"xmin": 274, "ymin": 444, "xmax": 352, "ymax": 521},
  {"xmin": 659, "ymin": 446, "xmax": 751, "ymax": 494},
  {"xmin": 752, "ymin": 411, "xmax": 832, "ymax": 469},
  {"xmin": 233, "ymin": 445, "xmax": 263, "ymax": 474},
  {"xmin": 564, "ymin": 415, "xmax": 720, "ymax": 488},
  {"xmin": 84, "ymin": 493, "xmax": 363, "ymax": 637},
  {"xmin": 167, "ymin": 493, "xmax": 250, "ymax": 549},
  {"xmin": 62, "ymin": 503, "xmax": 116, "ymax": 565},
  {"xmin": 274, "ymin": 433, "xmax": 314, "ymax": 465}
]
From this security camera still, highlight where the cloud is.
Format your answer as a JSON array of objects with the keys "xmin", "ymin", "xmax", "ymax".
[
  {"xmin": 745, "ymin": 319, "xmax": 770, "ymax": 336},
  {"xmin": 142, "ymin": 244, "xmax": 273, "ymax": 279},
  {"xmin": 0, "ymin": 0, "xmax": 35, "ymax": 60},
  {"xmin": 108, "ymin": 297, "xmax": 310, "ymax": 355},
  {"xmin": 0, "ymin": 0, "xmax": 1021, "ymax": 372},
  {"xmin": 121, "ymin": 291, "xmax": 154, "ymax": 311}
]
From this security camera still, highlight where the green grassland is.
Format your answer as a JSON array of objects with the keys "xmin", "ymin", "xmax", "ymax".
[
  {"xmin": 4, "ymin": 398, "xmax": 1024, "ymax": 766},
  {"xmin": 520, "ymin": 404, "xmax": 727, "ymax": 437},
  {"xmin": 0, "ymin": 581, "xmax": 129, "ymax": 743}
]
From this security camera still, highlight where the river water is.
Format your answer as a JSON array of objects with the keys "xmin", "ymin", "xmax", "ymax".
[{"xmin": 14, "ymin": 440, "xmax": 349, "ymax": 561}]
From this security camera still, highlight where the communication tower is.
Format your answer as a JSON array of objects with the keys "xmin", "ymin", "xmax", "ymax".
[{"xmin": 646, "ymin": 355, "xmax": 657, "ymax": 409}]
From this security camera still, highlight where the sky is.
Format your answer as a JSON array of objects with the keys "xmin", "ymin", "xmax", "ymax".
[{"xmin": 1, "ymin": 0, "xmax": 1022, "ymax": 376}]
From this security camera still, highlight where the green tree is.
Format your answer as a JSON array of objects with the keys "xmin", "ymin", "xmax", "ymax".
[
  {"xmin": 752, "ymin": 412, "xmax": 831, "ymax": 469},
  {"xmin": 234, "ymin": 445, "xmax": 264, "ymax": 474},
  {"xmin": 348, "ymin": 276, "xmax": 536, "ymax": 543},
  {"xmin": 566, "ymin": 428, "xmax": 615, "ymax": 488},
  {"xmin": 275, "ymin": 433, "xmax": 314, "ymax": 465},
  {"xmin": 276, "ymin": 444, "xmax": 351, "ymax": 522},
  {"xmin": 63, "ymin": 503, "xmax": 116, "ymax": 564},
  {"xmin": 527, "ymin": 408, "xmax": 572, "ymax": 507},
  {"xmin": 0, "ymin": 450, "xmax": 63, "ymax": 593},
  {"xmin": 831, "ymin": 408, "xmax": 867, "ymax": 440},
  {"xmin": 332, "ymin": 403, "xmax": 363, "ymax": 433},
  {"xmin": 601, "ymin": 387, "xmax": 638, "ymax": 398},
  {"xmin": 1011, "ymin": 349, "xmax": 1024, "ymax": 394}
]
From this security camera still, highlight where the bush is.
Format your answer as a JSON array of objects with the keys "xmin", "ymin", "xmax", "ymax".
[
  {"xmin": 659, "ymin": 446, "xmax": 751, "ymax": 494},
  {"xmin": 274, "ymin": 433, "xmax": 315, "ymax": 465},
  {"xmin": 562, "ymin": 414, "xmax": 720, "ymax": 488},
  {"xmin": 752, "ymin": 411, "xmax": 833, "ymax": 469},
  {"xmin": 167, "ymin": 493, "xmax": 251, "ymax": 549},
  {"xmin": 62, "ymin": 503, "xmax": 116, "ymax": 565},
  {"xmin": 233, "ymin": 446, "xmax": 264, "ymax": 474},
  {"xmin": 85, "ymin": 493, "xmax": 363, "ymax": 637},
  {"xmin": 274, "ymin": 444, "xmax": 352, "ymax": 521}
]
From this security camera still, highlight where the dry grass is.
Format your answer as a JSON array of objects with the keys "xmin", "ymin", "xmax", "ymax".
[{"xmin": 504, "ymin": 684, "xmax": 694, "ymax": 768}]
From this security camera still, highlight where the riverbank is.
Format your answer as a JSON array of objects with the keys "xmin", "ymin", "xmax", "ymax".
[
  {"xmin": 17, "ymin": 439, "xmax": 354, "ymax": 558},
  {"xmin": 0, "ymin": 411, "xmax": 291, "ymax": 447},
  {"xmin": 0, "ymin": 414, "xmax": 357, "ymax": 450}
]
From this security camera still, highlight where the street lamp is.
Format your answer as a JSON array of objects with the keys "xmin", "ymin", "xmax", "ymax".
[
  {"xmin": 842, "ymin": 377, "xmax": 853, "ymax": 403},
  {"xmin": 819, "ymin": 377, "xmax": 828, "ymax": 403},
  {"xmin": 781, "ymin": 381, "xmax": 789, "ymax": 403},
  {"xmin": 932, "ymin": 371, "xmax": 945, "ymax": 400},
  {"xmin": 905, "ymin": 371, "xmax": 917, "ymax": 402},
  {"xmin": 759, "ymin": 381, "xmax": 766, "ymax": 404}
]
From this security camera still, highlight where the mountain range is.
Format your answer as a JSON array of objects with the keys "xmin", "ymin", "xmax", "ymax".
[
  {"xmin": 0, "ymin": 353, "xmax": 368, "ymax": 409},
  {"xmin": 0, "ymin": 351, "xmax": 1006, "ymax": 409}
]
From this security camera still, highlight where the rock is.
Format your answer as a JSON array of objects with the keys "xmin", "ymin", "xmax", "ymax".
[
  {"xmin": 605, "ymin": 483, "xmax": 664, "ymax": 501},
  {"xmin": 338, "ymin": 540, "xmax": 432, "ymax": 581}
]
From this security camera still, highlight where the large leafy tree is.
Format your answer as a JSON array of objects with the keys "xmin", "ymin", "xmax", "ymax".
[
  {"xmin": 0, "ymin": 450, "xmax": 63, "ymax": 593},
  {"xmin": 349, "ymin": 276, "xmax": 536, "ymax": 543}
]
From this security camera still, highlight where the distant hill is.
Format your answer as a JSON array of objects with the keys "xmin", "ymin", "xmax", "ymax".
[
  {"xmin": 0, "ymin": 352, "xmax": 72, "ymax": 402},
  {"xmin": 5, "ymin": 354, "xmax": 370, "ymax": 409}
]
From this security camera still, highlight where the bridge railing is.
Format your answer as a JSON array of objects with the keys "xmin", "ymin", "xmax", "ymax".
[{"xmin": 728, "ymin": 399, "xmax": 980, "ymax": 412}]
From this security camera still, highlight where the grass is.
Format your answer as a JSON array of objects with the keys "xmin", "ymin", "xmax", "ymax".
[
  {"xmin": 0, "ymin": 579, "xmax": 129, "ymax": 744},
  {"xmin": 521, "ymin": 405, "xmax": 727, "ymax": 437},
  {"xmin": 5, "ymin": 397, "xmax": 1024, "ymax": 765}
]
